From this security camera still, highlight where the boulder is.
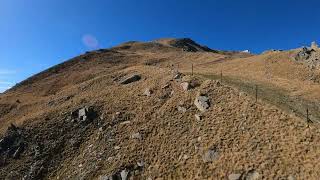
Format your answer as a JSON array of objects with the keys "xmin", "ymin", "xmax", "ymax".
[
  {"xmin": 245, "ymin": 170, "xmax": 259, "ymax": 180},
  {"xmin": 131, "ymin": 133, "xmax": 142, "ymax": 140},
  {"xmin": 143, "ymin": 88, "xmax": 152, "ymax": 97},
  {"xmin": 173, "ymin": 71, "xmax": 184, "ymax": 80},
  {"xmin": 202, "ymin": 148, "xmax": 219, "ymax": 163},
  {"xmin": 71, "ymin": 107, "xmax": 97, "ymax": 122},
  {"xmin": 295, "ymin": 47, "xmax": 312, "ymax": 61},
  {"xmin": 177, "ymin": 106, "xmax": 187, "ymax": 113},
  {"xmin": 0, "ymin": 124, "xmax": 25, "ymax": 159},
  {"xmin": 194, "ymin": 96, "xmax": 210, "ymax": 112},
  {"xmin": 228, "ymin": 174, "xmax": 242, "ymax": 180},
  {"xmin": 120, "ymin": 74, "xmax": 141, "ymax": 84},
  {"xmin": 180, "ymin": 82, "xmax": 191, "ymax": 91},
  {"xmin": 120, "ymin": 169, "xmax": 129, "ymax": 180},
  {"xmin": 195, "ymin": 114, "xmax": 202, "ymax": 121}
]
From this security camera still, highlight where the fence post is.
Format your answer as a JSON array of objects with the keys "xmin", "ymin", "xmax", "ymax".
[
  {"xmin": 191, "ymin": 64, "xmax": 193, "ymax": 76},
  {"xmin": 307, "ymin": 107, "xmax": 309, "ymax": 122},
  {"xmin": 220, "ymin": 70, "xmax": 222, "ymax": 83},
  {"xmin": 255, "ymin": 85, "xmax": 258, "ymax": 103}
]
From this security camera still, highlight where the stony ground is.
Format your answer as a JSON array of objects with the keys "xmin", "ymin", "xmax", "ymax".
[{"xmin": 1, "ymin": 39, "xmax": 320, "ymax": 179}]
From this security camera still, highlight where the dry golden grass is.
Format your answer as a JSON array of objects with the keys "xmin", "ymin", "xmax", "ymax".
[{"xmin": 1, "ymin": 40, "xmax": 320, "ymax": 179}]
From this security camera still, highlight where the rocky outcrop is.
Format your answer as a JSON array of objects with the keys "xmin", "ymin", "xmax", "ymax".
[
  {"xmin": 194, "ymin": 95, "xmax": 210, "ymax": 112},
  {"xmin": 120, "ymin": 74, "xmax": 141, "ymax": 84},
  {"xmin": 294, "ymin": 46, "xmax": 320, "ymax": 69}
]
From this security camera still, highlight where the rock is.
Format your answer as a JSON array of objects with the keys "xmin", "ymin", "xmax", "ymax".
[
  {"xmin": 194, "ymin": 96, "xmax": 210, "ymax": 112},
  {"xmin": 311, "ymin": 41, "xmax": 318, "ymax": 50},
  {"xmin": 120, "ymin": 121, "xmax": 131, "ymax": 125},
  {"xmin": 131, "ymin": 132, "xmax": 142, "ymax": 140},
  {"xmin": 114, "ymin": 146, "xmax": 121, "ymax": 150},
  {"xmin": 0, "ymin": 124, "xmax": 25, "ymax": 160},
  {"xmin": 195, "ymin": 114, "xmax": 202, "ymax": 121},
  {"xmin": 120, "ymin": 169, "xmax": 129, "ymax": 180},
  {"xmin": 162, "ymin": 84, "xmax": 170, "ymax": 89},
  {"xmin": 295, "ymin": 47, "xmax": 312, "ymax": 61},
  {"xmin": 245, "ymin": 170, "xmax": 259, "ymax": 180},
  {"xmin": 72, "ymin": 106, "xmax": 97, "ymax": 122},
  {"xmin": 202, "ymin": 148, "xmax": 219, "ymax": 163},
  {"xmin": 143, "ymin": 88, "xmax": 152, "ymax": 97},
  {"xmin": 177, "ymin": 106, "xmax": 187, "ymax": 113},
  {"xmin": 183, "ymin": 154, "xmax": 189, "ymax": 160},
  {"xmin": 137, "ymin": 161, "xmax": 144, "ymax": 167},
  {"xmin": 180, "ymin": 82, "xmax": 191, "ymax": 91},
  {"xmin": 120, "ymin": 74, "xmax": 141, "ymax": 84},
  {"xmin": 228, "ymin": 173, "xmax": 242, "ymax": 180},
  {"xmin": 78, "ymin": 108, "xmax": 88, "ymax": 121},
  {"xmin": 174, "ymin": 72, "xmax": 183, "ymax": 79},
  {"xmin": 287, "ymin": 175, "xmax": 296, "ymax": 180}
]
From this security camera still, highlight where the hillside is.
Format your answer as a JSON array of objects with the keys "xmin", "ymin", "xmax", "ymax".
[{"xmin": 1, "ymin": 38, "xmax": 320, "ymax": 179}]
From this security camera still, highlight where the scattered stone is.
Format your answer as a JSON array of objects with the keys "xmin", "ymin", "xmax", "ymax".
[
  {"xmin": 177, "ymin": 106, "xmax": 187, "ymax": 113},
  {"xmin": 287, "ymin": 175, "xmax": 296, "ymax": 180},
  {"xmin": 295, "ymin": 47, "xmax": 312, "ymax": 61},
  {"xmin": 114, "ymin": 146, "xmax": 121, "ymax": 150},
  {"xmin": 120, "ymin": 74, "xmax": 141, "ymax": 84},
  {"xmin": 162, "ymin": 84, "xmax": 170, "ymax": 89},
  {"xmin": 228, "ymin": 173, "xmax": 242, "ymax": 180},
  {"xmin": 311, "ymin": 41, "xmax": 318, "ymax": 50},
  {"xmin": 120, "ymin": 121, "xmax": 131, "ymax": 125},
  {"xmin": 183, "ymin": 154, "xmax": 189, "ymax": 160},
  {"xmin": 202, "ymin": 148, "xmax": 219, "ymax": 163},
  {"xmin": 120, "ymin": 169, "xmax": 129, "ymax": 180},
  {"xmin": 180, "ymin": 82, "xmax": 191, "ymax": 91},
  {"xmin": 195, "ymin": 114, "xmax": 202, "ymax": 121},
  {"xmin": 71, "ymin": 106, "xmax": 97, "ymax": 122},
  {"xmin": 131, "ymin": 133, "xmax": 142, "ymax": 140},
  {"xmin": 245, "ymin": 170, "xmax": 259, "ymax": 180},
  {"xmin": 0, "ymin": 124, "xmax": 25, "ymax": 160},
  {"xmin": 143, "ymin": 88, "xmax": 152, "ymax": 97},
  {"xmin": 137, "ymin": 161, "xmax": 144, "ymax": 167},
  {"xmin": 194, "ymin": 96, "xmax": 210, "ymax": 112},
  {"xmin": 174, "ymin": 72, "xmax": 183, "ymax": 79}
]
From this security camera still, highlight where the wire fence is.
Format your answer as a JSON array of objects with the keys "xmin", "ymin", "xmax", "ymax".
[{"xmin": 183, "ymin": 63, "xmax": 320, "ymax": 124}]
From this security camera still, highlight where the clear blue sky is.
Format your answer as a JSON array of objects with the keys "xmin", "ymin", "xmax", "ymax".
[{"xmin": 1, "ymin": 0, "xmax": 320, "ymax": 92}]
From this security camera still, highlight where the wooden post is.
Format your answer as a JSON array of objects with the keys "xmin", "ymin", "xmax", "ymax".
[
  {"xmin": 191, "ymin": 64, "xmax": 194, "ymax": 76},
  {"xmin": 307, "ymin": 107, "xmax": 309, "ymax": 122},
  {"xmin": 220, "ymin": 70, "xmax": 222, "ymax": 83},
  {"xmin": 255, "ymin": 85, "xmax": 258, "ymax": 103}
]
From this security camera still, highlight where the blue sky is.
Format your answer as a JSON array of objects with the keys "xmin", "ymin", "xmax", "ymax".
[{"xmin": 1, "ymin": 0, "xmax": 320, "ymax": 92}]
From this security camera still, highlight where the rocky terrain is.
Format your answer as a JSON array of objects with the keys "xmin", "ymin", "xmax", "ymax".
[{"xmin": 1, "ymin": 38, "xmax": 320, "ymax": 179}]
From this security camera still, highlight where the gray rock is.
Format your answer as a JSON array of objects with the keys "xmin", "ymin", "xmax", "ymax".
[
  {"xmin": 143, "ymin": 88, "xmax": 152, "ymax": 97},
  {"xmin": 177, "ymin": 106, "xmax": 187, "ymax": 113},
  {"xmin": 120, "ymin": 169, "xmax": 129, "ymax": 180},
  {"xmin": 195, "ymin": 114, "xmax": 202, "ymax": 121},
  {"xmin": 131, "ymin": 132, "xmax": 142, "ymax": 140},
  {"xmin": 73, "ymin": 107, "xmax": 97, "ymax": 122},
  {"xmin": 194, "ymin": 96, "xmax": 210, "ymax": 112},
  {"xmin": 245, "ymin": 170, "xmax": 259, "ymax": 180},
  {"xmin": 173, "ymin": 72, "xmax": 183, "ymax": 79},
  {"xmin": 162, "ymin": 84, "xmax": 170, "ymax": 89},
  {"xmin": 202, "ymin": 148, "xmax": 219, "ymax": 163},
  {"xmin": 120, "ymin": 74, "xmax": 141, "ymax": 84},
  {"xmin": 228, "ymin": 173, "xmax": 242, "ymax": 180},
  {"xmin": 287, "ymin": 175, "xmax": 296, "ymax": 180},
  {"xmin": 180, "ymin": 82, "xmax": 191, "ymax": 91},
  {"xmin": 137, "ymin": 160, "xmax": 145, "ymax": 167},
  {"xmin": 78, "ymin": 108, "xmax": 88, "ymax": 121}
]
